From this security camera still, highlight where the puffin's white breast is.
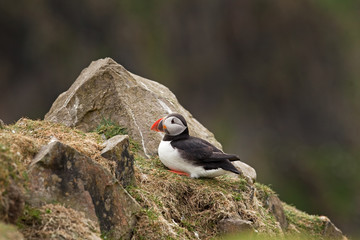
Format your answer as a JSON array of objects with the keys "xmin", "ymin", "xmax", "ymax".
[{"xmin": 158, "ymin": 140, "xmax": 227, "ymax": 178}]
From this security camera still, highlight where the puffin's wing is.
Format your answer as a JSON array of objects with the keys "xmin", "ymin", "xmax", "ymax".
[
  {"xmin": 171, "ymin": 137, "xmax": 214, "ymax": 160},
  {"xmin": 171, "ymin": 137, "xmax": 239, "ymax": 162},
  {"xmin": 207, "ymin": 152, "xmax": 240, "ymax": 162},
  {"xmin": 171, "ymin": 137, "xmax": 241, "ymax": 175}
]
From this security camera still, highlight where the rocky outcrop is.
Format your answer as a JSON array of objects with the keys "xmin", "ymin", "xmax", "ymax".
[
  {"xmin": 27, "ymin": 140, "xmax": 140, "ymax": 240},
  {"xmin": 44, "ymin": 57, "xmax": 256, "ymax": 181},
  {"xmin": 44, "ymin": 58, "xmax": 221, "ymax": 157}
]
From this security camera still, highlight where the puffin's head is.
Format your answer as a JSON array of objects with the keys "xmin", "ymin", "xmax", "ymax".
[{"xmin": 151, "ymin": 113, "xmax": 188, "ymax": 136}]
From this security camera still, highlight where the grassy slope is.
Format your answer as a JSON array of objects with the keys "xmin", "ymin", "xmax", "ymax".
[{"xmin": 0, "ymin": 119, "xmax": 337, "ymax": 239}]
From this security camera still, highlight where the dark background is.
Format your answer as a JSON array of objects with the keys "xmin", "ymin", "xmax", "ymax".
[{"xmin": 1, "ymin": 0, "xmax": 359, "ymax": 237}]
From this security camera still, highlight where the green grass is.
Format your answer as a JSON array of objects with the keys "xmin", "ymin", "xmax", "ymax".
[
  {"xmin": 100, "ymin": 229, "xmax": 115, "ymax": 240},
  {"xmin": 95, "ymin": 118, "xmax": 127, "ymax": 139},
  {"xmin": 283, "ymin": 203, "xmax": 325, "ymax": 237},
  {"xmin": 95, "ymin": 117, "xmax": 141, "ymax": 154},
  {"xmin": 233, "ymin": 192, "xmax": 243, "ymax": 201},
  {"xmin": 255, "ymin": 182, "xmax": 276, "ymax": 202},
  {"xmin": 16, "ymin": 205, "xmax": 42, "ymax": 229},
  {"xmin": 143, "ymin": 207, "xmax": 159, "ymax": 222}
]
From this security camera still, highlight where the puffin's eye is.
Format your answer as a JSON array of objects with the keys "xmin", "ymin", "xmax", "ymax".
[{"xmin": 171, "ymin": 119, "xmax": 175, "ymax": 124}]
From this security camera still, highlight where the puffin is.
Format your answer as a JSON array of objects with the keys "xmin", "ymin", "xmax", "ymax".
[{"xmin": 151, "ymin": 113, "xmax": 241, "ymax": 178}]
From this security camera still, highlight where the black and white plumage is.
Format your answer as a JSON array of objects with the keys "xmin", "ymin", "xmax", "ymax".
[{"xmin": 151, "ymin": 113, "xmax": 240, "ymax": 178}]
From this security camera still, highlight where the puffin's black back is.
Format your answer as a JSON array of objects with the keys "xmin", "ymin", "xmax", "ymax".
[{"xmin": 170, "ymin": 136, "xmax": 241, "ymax": 175}]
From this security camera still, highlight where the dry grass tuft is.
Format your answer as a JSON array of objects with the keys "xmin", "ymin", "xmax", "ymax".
[
  {"xmin": 1, "ymin": 118, "xmax": 114, "ymax": 175},
  {"xmin": 129, "ymin": 154, "xmax": 282, "ymax": 240},
  {"xmin": 0, "ymin": 118, "xmax": 112, "ymax": 229},
  {"xmin": 19, "ymin": 204, "xmax": 101, "ymax": 240}
]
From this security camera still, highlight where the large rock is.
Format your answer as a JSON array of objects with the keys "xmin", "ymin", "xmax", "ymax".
[
  {"xmin": 27, "ymin": 140, "xmax": 140, "ymax": 240},
  {"xmin": 101, "ymin": 135, "xmax": 135, "ymax": 188},
  {"xmin": 218, "ymin": 217, "xmax": 253, "ymax": 234},
  {"xmin": 45, "ymin": 58, "xmax": 221, "ymax": 157}
]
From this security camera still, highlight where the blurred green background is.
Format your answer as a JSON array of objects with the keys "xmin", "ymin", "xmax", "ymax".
[{"xmin": 1, "ymin": 0, "xmax": 359, "ymax": 237}]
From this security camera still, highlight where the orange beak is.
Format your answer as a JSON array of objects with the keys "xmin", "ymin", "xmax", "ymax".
[{"xmin": 151, "ymin": 117, "xmax": 164, "ymax": 132}]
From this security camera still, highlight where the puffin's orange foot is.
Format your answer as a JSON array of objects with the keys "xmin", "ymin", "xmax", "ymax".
[{"xmin": 169, "ymin": 170, "xmax": 190, "ymax": 176}]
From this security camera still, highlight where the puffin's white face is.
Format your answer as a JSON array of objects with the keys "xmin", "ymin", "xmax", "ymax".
[{"xmin": 162, "ymin": 116, "xmax": 187, "ymax": 136}]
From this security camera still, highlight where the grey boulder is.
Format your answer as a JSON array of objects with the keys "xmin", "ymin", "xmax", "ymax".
[{"xmin": 45, "ymin": 57, "xmax": 221, "ymax": 157}]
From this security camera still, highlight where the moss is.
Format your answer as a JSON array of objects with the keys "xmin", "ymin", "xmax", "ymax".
[
  {"xmin": 0, "ymin": 123, "xmax": 30, "ymax": 223},
  {"xmin": 283, "ymin": 203, "xmax": 325, "ymax": 238},
  {"xmin": 0, "ymin": 141, "xmax": 27, "ymax": 186},
  {"xmin": 16, "ymin": 205, "xmax": 42, "ymax": 229},
  {"xmin": 94, "ymin": 117, "xmax": 142, "ymax": 156},
  {"xmin": 95, "ymin": 118, "xmax": 127, "ymax": 139},
  {"xmin": 100, "ymin": 229, "xmax": 115, "ymax": 240},
  {"xmin": 232, "ymin": 192, "xmax": 243, "ymax": 201},
  {"xmin": 0, "ymin": 143, "xmax": 15, "ymax": 188},
  {"xmin": 254, "ymin": 182, "xmax": 276, "ymax": 203},
  {"xmin": 129, "ymin": 138, "xmax": 141, "ymax": 154}
]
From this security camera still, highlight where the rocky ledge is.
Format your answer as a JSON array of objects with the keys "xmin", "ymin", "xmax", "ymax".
[{"xmin": 0, "ymin": 58, "xmax": 346, "ymax": 240}]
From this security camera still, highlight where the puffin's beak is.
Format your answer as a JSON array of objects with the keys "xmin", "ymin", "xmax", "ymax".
[{"xmin": 151, "ymin": 117, "xmax": 164, "ymax": 132}]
